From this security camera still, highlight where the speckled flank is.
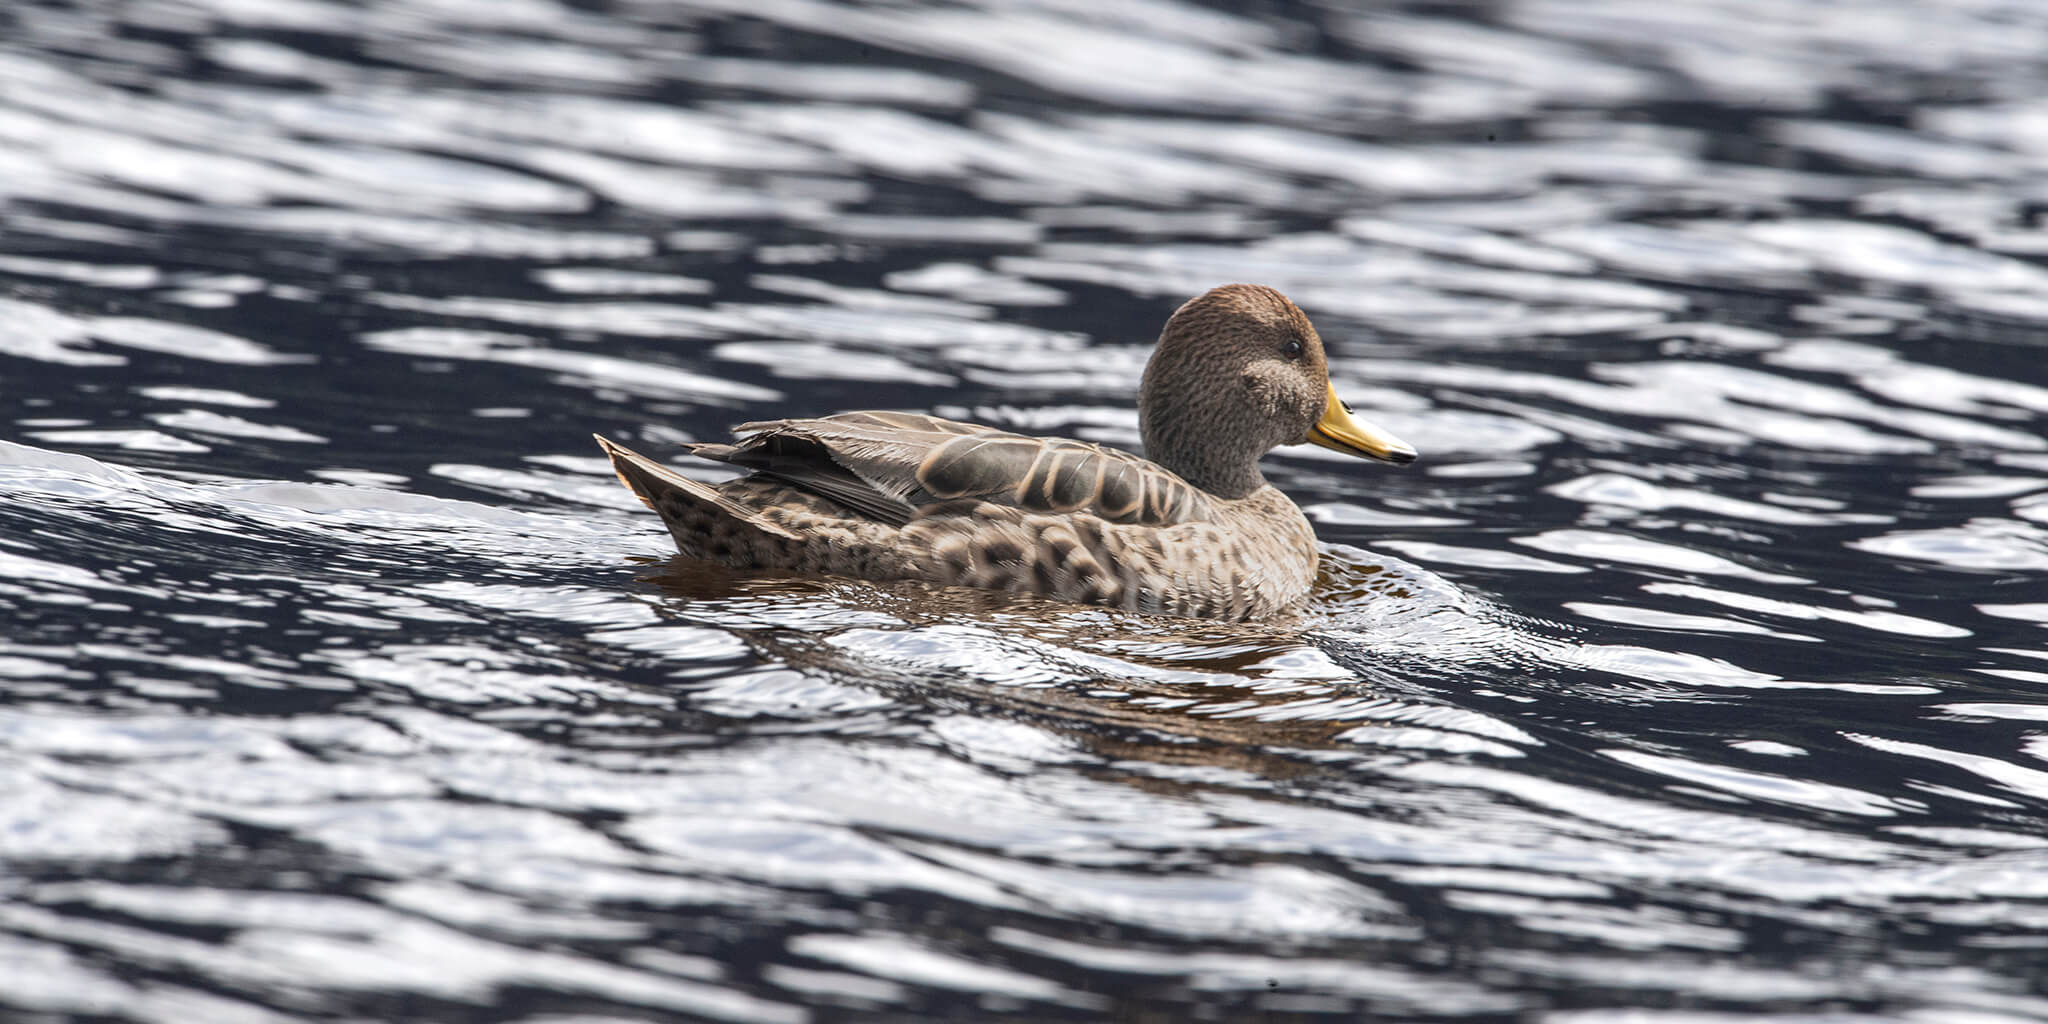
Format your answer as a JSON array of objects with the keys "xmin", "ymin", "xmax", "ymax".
[{"xmin": 606, "ymin": 439, "xmax": 1320, "ymax": 621}]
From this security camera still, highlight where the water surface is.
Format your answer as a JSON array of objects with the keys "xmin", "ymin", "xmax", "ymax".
[{"xmin": 5, "ymin": 1, "xmax": 2048, "ymax": 1020}]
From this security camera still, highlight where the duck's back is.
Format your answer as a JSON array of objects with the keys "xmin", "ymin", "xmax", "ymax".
[
  {"xmin": 597, "ymin": 415, "xmax": 1322, "ymax": 620},
  {"xmin": 695, "ymin": 411, "xmax": 1218, "ymax": 527}
]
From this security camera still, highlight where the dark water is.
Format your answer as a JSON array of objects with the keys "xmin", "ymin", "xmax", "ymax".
[{"xmin": 5, "ymin": 1, "xmax": 2048, "ymax": 1020}]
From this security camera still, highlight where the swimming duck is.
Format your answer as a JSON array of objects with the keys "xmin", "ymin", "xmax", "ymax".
[{"xmin": 595, "ymin": 283, "xmax": 1417, "ymax": 621}]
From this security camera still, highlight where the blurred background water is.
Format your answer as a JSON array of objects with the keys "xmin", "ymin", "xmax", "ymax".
[{"xmin": 4, "ymin": 0, "xmax": 2048, "ymax": 1020}]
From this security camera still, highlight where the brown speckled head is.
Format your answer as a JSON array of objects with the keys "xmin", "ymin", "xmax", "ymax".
[{"xmin": 1138, "ymin": 284, "xmax": 1337, "ymax": 499}]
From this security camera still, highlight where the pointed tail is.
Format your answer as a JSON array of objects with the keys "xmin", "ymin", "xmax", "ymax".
[{"xmin": 592, "ymin": 435, "xmax": 799, "ymax": 541}]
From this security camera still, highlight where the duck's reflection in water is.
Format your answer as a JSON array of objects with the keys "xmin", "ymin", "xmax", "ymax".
[{"xmin": 630, "ymin": 546, "xmax": 1547, "ymax": 775}]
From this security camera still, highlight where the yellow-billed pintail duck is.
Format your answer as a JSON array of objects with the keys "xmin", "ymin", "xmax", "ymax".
[{"xmin": 595, "ymin": 283, "xmax": 1416, "ymax": 621}]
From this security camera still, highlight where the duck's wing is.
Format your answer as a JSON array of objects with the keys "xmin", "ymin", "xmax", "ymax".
[{"xmin": 690, "ymin": 411, "xmax": 1213, "ymax": 527}]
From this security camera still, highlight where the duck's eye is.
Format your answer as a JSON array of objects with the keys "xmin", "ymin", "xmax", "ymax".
[{"xmin": 1281, "ymin": 338, "xmax": 1305, "ymax": 360}]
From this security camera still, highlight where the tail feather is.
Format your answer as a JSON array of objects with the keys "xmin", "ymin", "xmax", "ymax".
[{"xmin": 592, "ymin": 434, "xmax": 800, "ymax": 541}]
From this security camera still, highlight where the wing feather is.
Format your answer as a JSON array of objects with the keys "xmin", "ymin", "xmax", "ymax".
[{"xmin": 694, "ymin": 412, "xmax": 1212, "ymax": 526}]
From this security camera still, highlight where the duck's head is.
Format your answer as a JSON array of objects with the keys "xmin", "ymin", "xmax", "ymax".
[{"xmin": 1139, "ymin": 283, "xmax": 1417, "ymax": 499}]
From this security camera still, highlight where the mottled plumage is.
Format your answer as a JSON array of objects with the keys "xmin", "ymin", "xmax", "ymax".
[{"xmin": 597, "ymin": 284, "xmax": 1417, "ymax": 621}]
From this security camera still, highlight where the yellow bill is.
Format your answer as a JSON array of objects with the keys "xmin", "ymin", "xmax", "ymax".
[{"xmin": 1307, "ymin": 382, "xmax": 1417, "ymax": 465}]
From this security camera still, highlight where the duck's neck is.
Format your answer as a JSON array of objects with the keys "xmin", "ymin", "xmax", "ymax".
[{"xmin": 1140, "ymin": 417, "xmax": 1267, "ymax": 500}]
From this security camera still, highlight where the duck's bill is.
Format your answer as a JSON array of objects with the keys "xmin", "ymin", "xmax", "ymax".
[{"xmin": 1308, "ymin": 383, "xmax": 1418, "ymax": 465}]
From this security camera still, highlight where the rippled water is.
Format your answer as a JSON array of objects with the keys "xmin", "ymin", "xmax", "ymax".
[{"xmin": 5, "ymin": 0, "xmax": 2048, "ymax": 1020}]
